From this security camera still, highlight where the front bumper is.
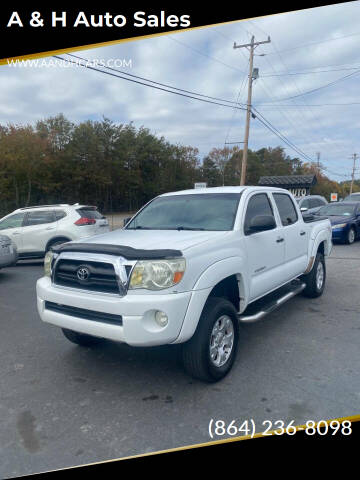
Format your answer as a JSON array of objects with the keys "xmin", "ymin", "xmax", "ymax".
[
  {"xmin": 331, "ymin": 227, "xmax": 347, "ymax": 242},
  {"xmin": 36, "ymin": 276, "xmax": 192, "ymax": 346},
  {"xmin": 0, "ymin": 245, "xmax": 18, "ymax": 267}
]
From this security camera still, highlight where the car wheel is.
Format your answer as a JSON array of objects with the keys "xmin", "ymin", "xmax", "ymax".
[
  {"xmin": 182, "ymin": 297, "xmax": 239, "ymax": 382},
  {"xmin": 46, "ymin": 239, "xmax": 69, "ymax": 252},
  {"xmin": 345, "ymin": 227, "xmax": 355, "ymax": 245},
  {"xmin": 302, "ymin": 252, "xmax": 326, "ymax": 298},
  {"xmin": 62, "ymin": 328, "xmax": 104, "ymax": 347}
]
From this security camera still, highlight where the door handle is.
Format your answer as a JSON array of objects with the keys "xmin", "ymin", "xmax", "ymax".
[
  {"xmin": 276, "ymin": 237, "xmax": 284, "ymax": 243},
  {"xmin": 46, "ymin": 227, "xmax": 55, "ymax": 230},
  {"xmin": 300, "ymin": 231, "xmax": 306, "ymax": 236},
  {"xmin": 12, "ymin": 232, "xmax": 20, "ymax": 235}
]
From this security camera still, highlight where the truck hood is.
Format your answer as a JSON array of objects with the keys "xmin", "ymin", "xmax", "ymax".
[{"xmin": 82, "ymin": 229, "xmax": 230, "ymax": 252}]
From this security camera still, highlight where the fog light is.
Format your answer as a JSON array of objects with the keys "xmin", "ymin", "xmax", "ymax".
[{"xmin": 155, "ymin": 311, "xmax": 168, "ymax": 327}]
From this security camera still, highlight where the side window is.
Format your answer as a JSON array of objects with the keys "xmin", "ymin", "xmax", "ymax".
[
  {"xmin": 55, "ymin": 210, "xmax": 67, "ymax": 220},
  {"xmin": 301, "ymin": 198, "xmax": 310, "ymax": 209},
  {"xmin": 273, "ymin": 194, "xmax": 298, "ymax": 226},
  {"xmin": 244, "ymin": 193, "xmax": 275, "ymax": 235},
  {"xmin": 24, "ymin": 210, "xmax": 56, "ymax": 226},
  {"xmin": 309, "ymin": 198, "xmax": 319, "ymax": 208},
  {"xmin": 0, "ymin": 213, "xmax": 25, "ymax": 230}
]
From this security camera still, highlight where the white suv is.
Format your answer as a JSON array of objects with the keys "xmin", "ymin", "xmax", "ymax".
[{"xmin": 0, "ymin": 204, "xmax": 109, "ymax": 259}]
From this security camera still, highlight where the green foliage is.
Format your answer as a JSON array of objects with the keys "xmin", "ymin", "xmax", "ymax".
[{"xmin": 0, "ymin": 114, "xmax": 347, "ymax": 215}]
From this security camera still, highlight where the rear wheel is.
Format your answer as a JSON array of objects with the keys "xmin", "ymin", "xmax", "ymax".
[
  {"xmin": 62, "ymin": 328, "xmax": 103, "ymax": 347},
  {"xmin": 302, "ymin": 252, "xmax": 326, "ymax": 298},
  {"xmin": 182, "ymin": 297, "xmax": 239, "ymax": 382}
]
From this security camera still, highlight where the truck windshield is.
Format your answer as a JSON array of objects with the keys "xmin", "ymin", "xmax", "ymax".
[{"xmin": 126, "ymin": 193, "xmax": 241, "ymax": 231}]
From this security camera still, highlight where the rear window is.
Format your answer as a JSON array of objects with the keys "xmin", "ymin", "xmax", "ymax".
[
  {"xmin": 55, "ymin": 210, "xmax": 67, "ymax": 220},
  {"xmin": 273, "ymin": 193, "xmax": 298, "ymax": 226},
  {"xmin": 77, "ymin": 208, "xmax": 103, "ymax": 219}
]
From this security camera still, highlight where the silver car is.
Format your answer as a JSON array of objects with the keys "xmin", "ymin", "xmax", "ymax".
[
  {"xmin": 296, "ymin": 195, "xmax": 328, "ymax": 214},
  {"xmin": 0, "ymin": 235, "xmax": 18, "ymax": 269}
]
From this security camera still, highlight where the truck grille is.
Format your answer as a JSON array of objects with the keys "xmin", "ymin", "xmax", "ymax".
[{"xmin": 53, "ymin": 258, "xmax": 124, "ymax": 294}]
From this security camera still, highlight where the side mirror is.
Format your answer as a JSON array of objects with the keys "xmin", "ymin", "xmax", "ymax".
[
  {"xmin": 247, "ymin": 215, "xmax": 276, "ymax": 234},
  {"xmin": 123, "ymin": 217, "xmax": 132, "ymax": 227},
  {"xmin": 300, "ymin": 207, "xmax": 308, "ymax": 212}
]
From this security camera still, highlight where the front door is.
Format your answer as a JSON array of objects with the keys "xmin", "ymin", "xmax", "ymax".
[
  {"xmin": 242, "ymin": 192, "xmax": 286, "ymax": 302},
  {"xmin": 0, "ymin": 212, "xmax": 26, "ymax": 251}
]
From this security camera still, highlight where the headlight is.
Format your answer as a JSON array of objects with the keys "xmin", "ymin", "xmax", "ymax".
[
  {"xmin": 44, "ymin": 251, "xmax": 54, "ymax": 277},
  {"xmin": 332, "ymin": 223, "xmax": 346, "ymax": 229},
  {"xmin": 129, "ymin": 258, "xmax": 186, "ymax": 290}
]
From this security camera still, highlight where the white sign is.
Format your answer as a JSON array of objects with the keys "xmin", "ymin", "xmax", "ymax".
[
  {"xmin": 288, "ymin": 188, "xmax": 307, "ymax": 197},
  {"xmin": 330, "ymin": 193, "xmax": 338, "ymax": 202},
  {"xmin": 194, "ymin": 182, "xmax": 207, "ymax": 189}
]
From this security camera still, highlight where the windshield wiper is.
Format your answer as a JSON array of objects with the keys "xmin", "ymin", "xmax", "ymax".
[
  {"xmin": 175, "ymin": 226, "xmax": 205, "ymax": 231},
  {"xmin": 127, "ymin": 225, "xmax": 153, "ymax": 230}
]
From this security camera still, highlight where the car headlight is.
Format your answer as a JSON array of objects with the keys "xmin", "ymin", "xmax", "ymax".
[
  {"xmin": 332, "ymin": 223, "xmax": 346, "ymax": 229},
  {"xmin": 44, "ymin": 251, "xmax": 54, "ymax": 277},
  {"xmin": 129, "ymin": 258, "xmax": 186, "ymax": 290}
]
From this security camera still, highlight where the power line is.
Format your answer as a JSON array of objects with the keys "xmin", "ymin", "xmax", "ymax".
[
  {"xmin": 167, "ymin": 35, "xmax": 245, "ymax": 73},
  {"xmin": 251, "ymin": 107, "xmax": 315, "ymax": 163},
  {"xmin": 66, "ymin": 53, "xmax": 245, "ymax": 107},
  {"xmin": 265, "ymin": 31, "xmax": 360, "ymax": 56},
  {"xmin": 261, "ymin": 66, "xmax": 360, "ymax": 76},
  {"xmin": 260, "ymin": 68, "xmax": 360, "ymax": 102},
  {"xmin": 54, "ymin": 55, "xmax": 247, "ymax": 112},
  {"xmin": 247, "ymin": 21, "xmax": 326, "ymax": 157},
  {"xmin": 255, "ymin": 102, "xmax": 360, "ymax": 107}
]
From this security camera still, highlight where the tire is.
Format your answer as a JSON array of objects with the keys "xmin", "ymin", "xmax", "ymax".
[
  {"xmin": 46, "ymin": 238, "xmax": 69, "ymax": 252},
  {"xmin": 182, "ymin": 297, "xmax": 239, "ymax": 383},
  {"xmin": 62, "ymin": 328, "xmax": 103, "ymax": 347},
  {"xmin": 345, "ymin": 227, "xmax": 355, "ymax": 245},
  {"xmin": 301, "ymin": 252, "xmax": 326, "ymax": 298}
]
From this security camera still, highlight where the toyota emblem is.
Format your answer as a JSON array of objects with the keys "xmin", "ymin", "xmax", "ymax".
[{"xmin": 76, "ymin": 266, "xmax": 90, "ymax": 281}]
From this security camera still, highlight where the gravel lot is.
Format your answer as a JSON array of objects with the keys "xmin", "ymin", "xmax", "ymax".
[{"xmin": 0, "ymin": 242, "xmax": 359, "ymax": 477}]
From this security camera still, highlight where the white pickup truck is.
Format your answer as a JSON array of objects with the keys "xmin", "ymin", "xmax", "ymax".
[{"xmin": 36, "ymin": 186, "xmax": 332, "ymax": 382}]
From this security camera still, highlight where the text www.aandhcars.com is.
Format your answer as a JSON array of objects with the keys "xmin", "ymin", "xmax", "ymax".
[{"xmin": 7, "ymin": 58, "xmax": 133, "ymax": 68}]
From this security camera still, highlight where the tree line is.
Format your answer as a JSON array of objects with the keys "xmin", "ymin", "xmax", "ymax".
[{"xmin": 0, "ymin": 114, "xmax": 356, "ymax": 216}]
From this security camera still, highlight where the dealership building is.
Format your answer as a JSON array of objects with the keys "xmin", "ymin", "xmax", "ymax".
[{"xmin": 258, "ymin": 174, "xmax": 317, "ymax": 197}]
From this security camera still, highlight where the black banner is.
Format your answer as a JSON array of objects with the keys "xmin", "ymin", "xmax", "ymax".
[{"xmin": 0, "ymin": 2, "xmax": 342, "ymax": 60}]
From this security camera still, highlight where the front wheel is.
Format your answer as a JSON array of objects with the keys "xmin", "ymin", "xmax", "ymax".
[
  {"xmin": 301, "ymin": 252, "xmax": 326, "ymax": 298},
  {"xmin": 62, "ymin": 328, "xmax": 104, "ymax": 347},
  {"xmin": 182, "ymin": 297, "xmax": 239, "ymax": 382},
  {"xmin": 345, "ymin": 227, "xmax": 355, "ymax": 245}
]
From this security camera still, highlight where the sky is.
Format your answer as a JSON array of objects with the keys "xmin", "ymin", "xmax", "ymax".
[{"xmin": 1, "ymin": 1, "xmax": 360, "ymax": 181}]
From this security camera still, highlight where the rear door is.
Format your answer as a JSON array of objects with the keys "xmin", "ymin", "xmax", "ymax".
[
  {"xmin": 0, "ymin": 212, "xmax": 26, "ymax": 251},
  {"xmin": 272, "ymin": 193, "xmax": 308, "ymax": 279},
  {"xmin": 22, "ymin": 210, "xmax": 57, "ymax": 254},
  {"xmin": 243, "ymin": 192, "xmax": 286, "ymax": 301}
]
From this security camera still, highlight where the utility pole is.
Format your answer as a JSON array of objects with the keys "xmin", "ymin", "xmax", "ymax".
[
  {"xmin": 234, "ymin": 35, "xmax": 271, "ymax": 185},
  {"xmin": 316, "ymin": 152, "xmax": 321, "ymax": 168},
  {"xmin": 349, "ymin": 153, "xmax": 358, "ymax": 195}
]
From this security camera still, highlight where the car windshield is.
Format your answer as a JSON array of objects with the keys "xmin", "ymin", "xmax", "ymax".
[
  {"xmin": 343, "ymin": 194, "xmax": 360, "ymax": 202},
  {"xmin": 317, "ymin": 204, "xmax": 356, "ymax": 216},
  {"xmin": 126, "ymin": 193, "xmax": 241, "ymax": 231}
]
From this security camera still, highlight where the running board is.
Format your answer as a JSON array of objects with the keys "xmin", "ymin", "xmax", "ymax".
[{"xmin": 238, "ymin": 281, "xmax": 306, "ymax": 323}]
